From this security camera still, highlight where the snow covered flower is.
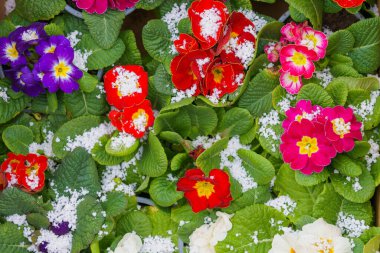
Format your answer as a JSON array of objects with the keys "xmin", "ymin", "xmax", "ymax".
[
  {"xmin": 177, "ymin": 168, "xmax": 232, "ymax": 213},
  {"xmin": 269, "ymin": 233, "xmax": 311, "ymax": 253},
  {"xmin": 279, "ymin": 69, "xmax": 303, "ymax": 94},
  {"xmin": 11, "ymin": 22, "xmax": 48, "ymax": 51},
  {"xmin": 0, "ymin": 37, "xmax": 27, "ymax": 67},
  {"xmin": 280, "ymin": 119, "xmax": 337, "ymax": 174},
  {"xmin": 204, "ymin": 59, "xmax": 245, "ymax": 99},
  {"xmin": 5, "ymin": 66, "xmax": 45, "ymax": 97},
  {"xmin": 114, "ymin": 233, "xmax": 143, "ymax": 253},
  {"xmin": 38, "ymin": 46, "xmax": 83, "ymax": 93},
  {"xmin": 321, "ymin": 106, "xmax": 363, "ymax": 153},
  {"xmin": 332, "ymin": 0, "xmax": 365, "ymax": 8},
  {"xmin": 173, "ymin": 34, "xmax": 199, "ymax": 54},
  {"xmin": 188, "ymin": 0, "xmax": 229, "ymax": 49},
  {"xmin": 36, "ymin": 35, "xmax": 72, "ymax": 56},
  {"xmin": 109, "ymin": 99, "xmax": 155, "ymax": 138},
  {"xmin": 299, "ymin": 218, "xmax": 353, "ymax": 253},
  {"xmin": 217, "ymin": 12, "xmax": 256, "ymax": 68},
  {"xmin": 298, "ymin": 27, "xmax": 328, "ymax": 60},
  {"xmin": 72, "ymin": 0, "xmax": 139, "ymax": 14},
  {"xmin": 280, "ymin": 45, "xmax": 317, "ymax": 78},
  {"xmin": 264, "ymin": 42, "xmax": 283, "ymax": 63},
  {"xmin": 189, "ymin": 212, "xmax": 233, "ymax": 253},
  {"xmin": 282, "ymin": 100, "xmax": 321, "ymax": 130},
  {"xmin": 0, "ymin": 153, "xmax": 25, "ymax": 187},
  {"xmin": 104, "ymin": 65, "xmax": 149, "ymax": 110},
  {"xmin": 170, "ymin": 49, "xmax": 214, "ymax": 94}
]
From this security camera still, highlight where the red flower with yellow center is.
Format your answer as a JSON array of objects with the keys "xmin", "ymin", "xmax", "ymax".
[
  {"xmin": 19, "ymin": 154, "xmax": 48, "ymax": 193},
  {"xmin": 170, "ymin": 49, "xmax": 214, "ymax": 93},
  {"xmin": 177, "ymin": 168, "xmax": 232, "ymax": 213},
  {"xmin": 188, "ymin": 0, "xmax": 229, "ymax": 49},
  {"xmin": 332, "ymin": 0, "xmax": 365, "ymax": 8},
  {"xmin": 217, "ymin": 12, "xmax": 256, "ymax": 67},
  {"xmin": 204, "ymin": 59, "xmax": 245, "ymax": 98},
  {"xmin": 174, "ymin": 34, "xmax": 199, "ymax": 54},
  {"xmin": 109, "ymin": 99, "xmax": 155, "ymax": 138},
  {"xmin": 1, "ymin": 153, "xmax": 25, "ymax": 187},
  {"xmin": 104, "ymin": 65, "xmax": 148, "ymax": 110}
]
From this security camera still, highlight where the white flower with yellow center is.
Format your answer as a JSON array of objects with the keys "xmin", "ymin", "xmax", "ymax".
[
  {"xmin": 114, "ymin": 232, "xmax": 143, "ymax": 253},
  {"xmin": 269, "ymin": 232, "xmax": 311, "ymax": 253}
]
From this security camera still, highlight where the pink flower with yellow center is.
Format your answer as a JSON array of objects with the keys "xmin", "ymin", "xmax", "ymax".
[
  {"xmin": 298, "ymin": 27, "xmax": 328, "ymax": 60},
  {"xmin": 280, "ymin": 119, "xmax": 336, "ymax": 175},
  {"xmin": 280, "ymin": 45, "xmax": 317, "ymax": 78},
  {"xmin": 279, "ymin": 69, "xmax": 303, "ymax": 94},
  {"xmin": 280, "ymin": 22, "xmax": 306, "ymax": 43},
  {"xmin": 321, "ymin": 106, "xmax": 363, "ymax": 153},
  {"xmin": 282, "ymin": 100, "xmax": 321, "ymax": 130}
]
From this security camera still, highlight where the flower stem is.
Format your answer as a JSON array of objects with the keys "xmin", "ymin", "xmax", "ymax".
[{"xmin": 90, "ymin": 240, "xmax": 100, "ymax": 253}]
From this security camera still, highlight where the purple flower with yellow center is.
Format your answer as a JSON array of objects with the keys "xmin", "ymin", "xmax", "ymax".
[
  {"xmin": 10, "ymin": 22, "xmax": 47, "ymax": 51},
  {"xmin": 0, "ymin": 37, "xmax": 27, "ymax": 67},
  {"xmin": 38, "ymin": 46, "xmax": 82, "ymax": 93},
  {"xmin": 36, "ymin": 35, "xmax": 71, "ymax": 56},
  {"xmin": 5, "ymin": 66, "xmax": 45, "ymax": 97}
]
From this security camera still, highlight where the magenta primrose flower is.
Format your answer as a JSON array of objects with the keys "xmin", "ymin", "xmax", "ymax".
[
  {"xmin": 321, "ymin": 106, "xmax": 363, "ymax": 153},
  {"xmin": 297, "ymin": 27, "xmax": 328, "ymax": 60},
  {"xmin": 279, "ymin": 69, "xmax": 303, "ymax": 95},
  {"xmin": 280, "ymin": 119, "xmax": 337, "ymax": 175},
  {"xmin": 280, "ymin": 45, "xmax": 317, "ymax": 78},
  {"xmin": 73, "ymin": 0, "xmax": 139, "ymax": 14},
  {"xmin": 282, "ymin": 100, "xmax": 322, "ymax": 130}
]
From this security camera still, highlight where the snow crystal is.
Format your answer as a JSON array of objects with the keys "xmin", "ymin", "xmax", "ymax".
[
  {"xmin": 365, "ymin": 138, "xmax": 380, "ymax": 171},
  {"xmin": 266, "ymin": 195, "xmax": 297, "ymax": 216},
  {"xmin": 73, "ymin": 49, "xmax": 92, "ymax": 72},
  {"xmin": 224, "ymin": 37, "xmax": 255, "ymax": 68},
  {"xmin": 196, "ymin": 57, "xmax": 211, "ymax": 78},
  {"xmin": 238, "ymin": 9, "xmax": 268, "ymax": 36},
  {"xmin": 167, "ymin": 173, "xmax": 178, "ymax": 182},
  {"xmin": 5, "ymin": 0, "xmax": 16, "ymax": 15},
  {"xmin": 162, "ymin": 3, "xmax": 188, "ymax": 54},
  {"xmin": 36, "ymin": 230, "xmax": 72, "ymax": 253},
  {"xmin": 350, "ymin": 90, "xmax": 380, "ymax": 122},
  {"xmin": 192, "ymin": 134, "xmax": 221, "ymax": 150},
  {"xmin": 322, "ymin": 26, "xmax": 333, "ymax": 37},
  {"xmin": 29, "ymin": 130, "xmax": 55, "ymax": 158},
  {"xmin": 0, "ymin": 86, "xmax": 10, "ymax": 102},
  {"xmin": 336, "ymin": 212, "xmax": 369, "ymax": 237},
  {"xmin": 370, "ymin": 4, "xmax": 379, "ymax": 16},
  {"xmin": 220, "ymin": 136, "xmax": 258, "ymax": 192},
  {"xmin": 277, "ymin": 94, "xmax": 296, "ymax": 113},
  {"xmin": 112, "ymin": 67, "xmax": 142, "ymax": 96},
  {"xmin": 258, "ymin": 110, "xmax": 281, "ymax": 152},
  {"xmin": 346, "ymin": 176, "xmax": 362, "ymax": 192},
  {"xmin": 206, "ymin": 88, "xmax": 222, "ymax": 104},
  {"xmin": 109, "ymin": 132, "xmax": 136, "ymax": 150},
  {"xmin": 199, "ymin": 8, "xmax": 223, "ymax": 40},
  {"xmin": 64, "ymin": 122, "xmax": 116, "ymax": 154},
  {"xmin": 67, "ymin": 31, "xmax": 82, "ymax": 48},
  {"xmin": 251, "ymin": 231, "xmax": 259, "ymax": 245},
  {"xmin": 171, "ymin": 84, "xmax": 197, "ymax": 103},
  {"xmin": 21, "ymin": 29, "xmax": 39, "ymax": 42},
  {"xmin": 6, "ymin": 214, "xmax": 27, "ymax": 227},
  {"xmin": 140, "ymin": 236, "xmax": 176, "ymax": 253},
  {"xmin": 314, "ymin": 67, "xmax": 333, "ymax": 88}
]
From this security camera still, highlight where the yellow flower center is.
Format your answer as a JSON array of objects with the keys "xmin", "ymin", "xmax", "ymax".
[
  {"xmin": 305, "ymin": 34, "xmax": 318, "ymax": 48},
  {"xmin": 331, "ymin": 118, "xmax": 351, "ymax": 138},
  {"xmin": 25, "ymin": 164, "xmax": 39, "ymax": 177},
  {"xmin": 54, "ymin": 61, "xmax": 70, "ymax": 78},
  {"xmin": 288, "ymin": 74, "xmax": 299, "ymax": 83},
  {"xmin": 291, "ymin": 51, "xmax": 307, "ymax": 66},
  {"xmin": 6, "ymin": 42, "xmax": 19, "ymax": 61},
  {"xmin": 212, "ymin": 67, "xmax": 224, "ymax": 83},
  {"xmin": 46, "ymin": 46, "xmax": 56, "ymax": 54},
  {"xmin": 231, "ymin": 32, "xmax": 239, "ymax": 38},
  {"xmin": 132, "ymin": 109, "xmax": 149, "ymax": 132},
  {"xmin": 290, "ymin": 248, "xmax": 296, "ymax": 253},
  {"xmin": 194, "ymin": 180, "xmax": 215, "ymax": 199},
  {"xmin": 315, "ymin": 238, "xmax": 334, "ymax": 253},
  {"xmin": 296, "ymin": 136, "xmax": 319, "ymax": 157}
]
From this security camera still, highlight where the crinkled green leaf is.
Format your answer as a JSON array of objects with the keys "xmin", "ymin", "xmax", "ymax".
[
  {"xmin": 149, "ymin": 176, "xmax": 183, "ymax": 207},
  {"xmin": 15, "ymin": 0, "xmax": 66, "ymax": 22},
  {"xmin": 2, "ymin": 125, "xmax": 34, "ymax": 155},
  {"xmin": 297, "ymin": 83, "xmax": 334, "ymax": 107}
]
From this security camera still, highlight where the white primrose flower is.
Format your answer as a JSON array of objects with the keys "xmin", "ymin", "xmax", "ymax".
[
  {"xmin": 189, "ymin": 212, "xmax": 233, "ymax": 253},
  {"xmin": 269, "ymin": 232, "xmax": 311, "ymax": 253},
  {"xmin": 114, "ymin": 233, "xmax": 143, "ymax": 253}
]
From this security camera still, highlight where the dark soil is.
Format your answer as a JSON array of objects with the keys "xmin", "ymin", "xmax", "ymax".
[{"xmin": 323, "ymin": 10, "xmax": 360, "ymax": 31}]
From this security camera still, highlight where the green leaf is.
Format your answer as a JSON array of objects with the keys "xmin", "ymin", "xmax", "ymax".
[
  {"xmin": 160, "ymin": 97, "xmax": 194, "ymax": 113},
  {"xmin": 337, "ymin": 76, "xmax": 380, "ymax": 91},
  {"xmin": 327, "ymin": 30, "xmax": 355, "ymax": 55},
  {"xmin": 228, "ymin": 0, "xmax": 252, "ymax": 10},
  {"xmin": 330, "ymin": 64, "xmax": 362, "ymax": 78},
  {"xmin": 92, "ymin": 135, "xmax": 125, "ymax": 166},
  {"xmin": 78, "ymin": 72, "xmax": 99, "ymax": 93},
  {"xmin": 256, "ymin": 21, "xmax": 283, "ymax": 54},
  {"xmin": 325, "ymin": 80, "xmax": 349, "ymax": 106},
  {"xmin": 52, "ymin": 115, "xmax": 104, "ymax": 159},
  {"xmin": 116, "ymin": 211, "xmax": 153, "ymax": 237},
  {"xmin": 284, "ymin": 0, "xmax": 324, "ymax": 29},
  {"xmin": 238, "ymin": 70, "xmax": 279, "ymax": 117},
  {"xmin": 0, "ymin": 223, "xmax": 29, "ymax": 253},
  {"xmin": 171, "ymin": 153, "xmax": 191, "ymax": 171},
  {"xmin": 237, "ymin": 149, "xmax": 275, "ymax": 185},
  {"xmin": 142, "ymin": 19, "xmax": 174, "ymax": 65},
  {"xmin": 76, "ymin": 34, "xmax": 125, "ymax": 70},
  {"xmin": 101, "ymin": 192, "xmax": 129, "ymax": 218},
  {"xmin": 2, "ymin": 125, "xmax": 34, "ymax": 155},
  {"xmin": 215, "ymin": 204, "xmax": 289, "ymax": 253},
  {"xmin": 145, "ymin": 206, "xmax": 175, "ymax": 237},
  {"xmin": 64, "ymin": 88, "xmax": 109, "ymax": 118},
  {"xmin": 347, "ymin": 17, "xmax": 380, "ymax": 73},
  {"xmin": 149, "ymin": 176, "xmax": 184, "ymax": 207},
  {"xmin": 154, "ymin": 109, "xmax": 191, "ymax": 138},
  {"xmin": 118, "ymin": 30, "xmax": 142, "ymax": 65},
  {"xmin": 347, "ymin": 141, "xmax": 371, "ymax": 159},
  {"xmin": 196, "ymin": 138, "xmax": 229, "ymax": 173},
  {"xmin": 331, "ymin": 168, "xmax": 376, "ymax": 203},
  {"xmin": 26, "ymin": 213, "xmax": 50, "ymax": 229},
  {"xmin": 274, "ymin": 164, "xmax": 323, "ymax": 218},
  {"xmin": 324, "ymin": 0, "xmax": 342, "ymax": 13},
  {"xmin": 0, "ymin": 187, "xmax": 45, "ymax": 216},
  {"xmin": 137, "ymin": 132, "xmax": 168, "ymax": 177},
  {"xmin": 53, "ymin": 148, "xmax": 101, "ymax": 197},
  {"xmin": 72, "ymin": 196, "xmax": 105, "ymax": 253},
  {"xmin": 15, "ymin": 0, "xmax": 66, "ymax": 22},
  {"xmin": 184, "ymin": 105, "xmax": 218, "ymax": 138},
  {"xmin": 363, "ymin": 235, "xmax": 380, "ymax": 253},
  {"xmin": 105, "ymin": 133, "xmax": 140, "ymax": 157},
  {"xmin": 136, "ymin": 0, "xmax": 165, "ymax": 10},
  {"xmin": 218, "ymin": 108, "xmax": 254, "ymax": 136},
  {"xmin": 224, "ymin": 186, "xmax": 271, "ymax": 213},
  {"xmin": 153, "ymin": 64, "xmax": 174, "ymax": 95},
  {"xmin": 332, "ymin": 154, "xmax": 363, "ymax": 177},
  {"xmin": 295, "ymin": 169, "xmax": 329, "ymax": 186},
  {"xmin": 44, "ymin": 23, "xmax": 64, "ymax": 36},
  {"xmin": 297, "ymin": 83, "xmax": 334, "ymax": 107},
  {"xmin": 83, "ymin": 10, "xmax": 125, "ymax": 49},
  {"xmin": 0, "ymin": 95, "xmax": 29, "ymax": 124}
]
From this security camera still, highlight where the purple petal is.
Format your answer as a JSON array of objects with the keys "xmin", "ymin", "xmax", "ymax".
[
  {"xmin": 59, "ymin": 77, "xmax": 79, "ymax": 93},
  {"xmin": 50, "ymin": 35, "xmax": 71, "ymax": 48},
  {"xmin": 55, "ymin": 46, "xmax": 74, "ymax": 63},
  {"xmin": 70, "ymin": 65, "xmax": 83, "ymax": 80},
  {"xmin": 35, "ymin": 40, "xmax": 51, "ymax": 55},
  {"xmin": 42, "ymin": 73, "xmax": 60, "ymax": 93},
  {"xmin": 38, "ymin": 54, "xmax": 57, "ymax": 72}
]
